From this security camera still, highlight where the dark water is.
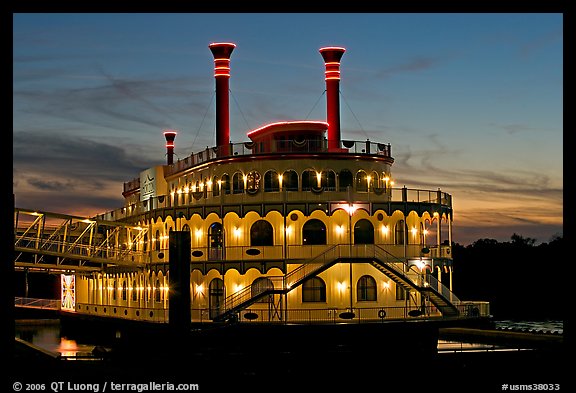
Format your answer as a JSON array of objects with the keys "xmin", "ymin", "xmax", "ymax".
[
  {"xmin": 494, "ymin": 319, "xmax": 563, "ymax": 334},
  {"xmin": 15, "ymin": 318, "xmax": 563, "ymax": 356},
  {"xmin": 15, "ymin": 320, "xmax": 101, "ymax": 358}
]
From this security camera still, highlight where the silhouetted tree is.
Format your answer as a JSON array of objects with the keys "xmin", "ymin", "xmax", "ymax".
[{"xmin": 452, "ymin": 234, "xmax": 564, "ymax": 321}]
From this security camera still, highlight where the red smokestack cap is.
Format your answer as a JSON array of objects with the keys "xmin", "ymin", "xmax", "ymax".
[
  {"xmin": 209, "ymin": 42, "xmax": 236, "ymax": 156},
  {"xmin": 163, "ymin": 130, "xmax": 177, "ymax": 165},
  {"xmin": 319, "ymin": 47, "xmax": 346, "ymax": 151}
]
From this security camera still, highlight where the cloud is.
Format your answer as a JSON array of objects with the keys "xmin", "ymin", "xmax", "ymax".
[
  {"xmin": 518, "ymin": 29, "xmax": 562, "ymax": 58},
  {"xmin": 488, "ymin": 123, "xmax": 545, "ymax": 135},
  {"xmin": 13, "ymin": 64, "xmax": 213, "ymax": 135},
  {"xmin": 375, "ymin": 56, "xmax": 444, "ymax": 79}
]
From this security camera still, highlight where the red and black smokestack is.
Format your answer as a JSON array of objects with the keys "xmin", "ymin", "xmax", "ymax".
[
  {"xmin": 164, "ymin": 130, "xmax": 177, "ymax": 165},
  {"xmin": 319, "ymin": 46, "xmax": 346, "ymax": 151},
  {"xmin": 209, "ymin": 42, "xmax": 236, "ymax": 156}
]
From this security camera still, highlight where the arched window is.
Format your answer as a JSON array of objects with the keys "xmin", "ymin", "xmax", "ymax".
[
  {"xmin": 143, "ymin": 232, "xmax": 148, "ymax": 252},
  {"xmin": 209, "ymin": 278, "xmax": 225, "ymax": 320},
  {"xmin": 395, "ymin": 220, "xmax": 406, "ymax": 245},
  {"xmin": 283, "ymin": 170, "xmax": 299, "ymax": 191},
  {"xmin": 396, "ymin": 284, "xmax": 406, "ymax": 300},
  {"xmin": 369, "ymin": 171, "xmax": 379, "ymax": 190},
  {"xmin": 264, "ymin": 170, "xmax": 280, "ymax": 192},
  {"xmin": 302, "ymin": 219, "xmax": 326, "ymax": 245},
  {"xmin": 339, "ymin": 169, "xmax": 353, "ymax": 192},
  {"xmin": 321, "ymin": 170, "xmax": 336, "ymax": 191},
  {"xmin": 252, "ymin": 277, "xmax": 274, "ymax": 303},
  {"xmin": 155, "ymin": 279, "xmax": 161, "ymax": 302},
  {"xmin": 212, "ymin": 176, "xmax": 219, "ymax": 197},
  {"xmin": 357, "ymin": 275, "xmax": 377, "ymax": 301},
  {"xmin": 112, "ymin": 280, "xmax": 117, "ymax": 301},
  {"xmin": 209, "ymin": 223, "xmax": 224, "ymax": 260},
  {"xmin": 221, "ymin": 174, "xmax": 231, "ymax": 195},
  {"xmin": 302, "ymin": 277, "xmax": 326, "ymax": 302},
  {"xmin": 232, "ymin": 172, "xmax": 244, "ymax": 194},
  {"xmin": 250, "ymin": 220, "xmax": 274, "ymax": 246},
  {"xmin": 354, "ymin": 219, "xmax": 374, "ymax": 244},
  {"xmin": 122, "ymin": 280, "xmax": 127, "ymax": 301},
  {"xmin": 301, "ymin": 170, "xmax": 315, "ymax": 191},
  {"xmin": 132, "ymin": 280, "xmax": 137, "ymax": 301},
  {"xmin": 356, "ymin": 171, "xmax": 368, "ymax": 192},
  {"xmin": 155, "ymin": 230, "xmax": 161, "ymax": 251}
]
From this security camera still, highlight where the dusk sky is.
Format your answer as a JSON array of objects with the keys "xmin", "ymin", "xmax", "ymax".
[{"xmin": 12, "ymin": 13, "xmax": 563, "ymax": 245}]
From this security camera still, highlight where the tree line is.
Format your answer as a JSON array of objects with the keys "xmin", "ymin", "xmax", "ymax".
[{"xmin": 451, "ymin": 233, "xmax": 565, "ymax": 321}]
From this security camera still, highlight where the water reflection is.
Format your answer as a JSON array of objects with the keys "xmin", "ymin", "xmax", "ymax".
[{"xmin": 15, "ymin": 319, "xmax": 100, "ymax": 358}]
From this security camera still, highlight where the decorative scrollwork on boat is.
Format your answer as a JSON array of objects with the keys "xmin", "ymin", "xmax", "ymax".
[
  {"xmin": 311, "ymin": 186, "xmax": 324, "ymax": 194},
  {"xmin": 373, "ymin": 187, "xmax": 385, "ymax": 195},
  {"xmin": 292, "ymin": 138, "xmax": 306, "ymax": 147},
  {"xmin": 244, "ymin": 141, "xmax": 255, "ymax": 149},
  {"xmin": 246, "ymin": 187, "xmax": 259, "ymax": 195},
  {"xmin": 342, "ymin": 140, "xmax": 355, "ymax": 148}
]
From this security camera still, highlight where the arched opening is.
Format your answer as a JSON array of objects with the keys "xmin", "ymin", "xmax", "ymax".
[
  {"xmin": 208, "ymin": 222, "xmax": 224, "ymax": 260},
  {"xmin": 155, "ymin": 278, "xmax": 161, "ymax": 302},
  {"xmin": 264, "ymin": 170, "xmax": 280, "ymax": 192},
  {"xmin": 283, "ymin": 170, "xmax": 299, "ymax": 191},
  {"xmin": 321, "ymin": 170, "xmax": 336, "ymax": 191},
  {"xmin": 212, "ymin": 176, "xmax": 219, "ymax": 197},
  {"xmin": 250, "ymin": 220, "xmax": 274, "ymax": 246},
  {"xmin": 354, "ymin": 219, "xmax": 374, "ymax": 244},
  {"xmin": 357, "ymin": 275, "xmax": 377, "ymax": 301},
  {"xmin": 232, "ymin": 172, "xmax": 244, "ymax": 194},
  {"xmin": 301, "ymin": 170, "xmax": 315, "ymax": 191},
  {"xmin": 181, "ymin": 224, "xmax": 190, "ymax": 232},
  {"xmin": 252, "ymin": 277, "xmax": 274, "ymax": 303},
  {"xmin": 395, "ymin": 220, "xmax": 407, "ymax": 245},
  {"xmin": 155, "ymin": 230, "xmax": 161, "ymax": 251},
  {"xmin": 302, "ymin": 219, "xmax": 327, "ymax": 245},
  {"xmin": 339, "ymin": 169, "xmax": 353, "ymax": 192},
  {"xmin": 221, "ymin": 174, "xmax": 231, "ymax": 195},
  {"xmin": 209, "ymin": 278, "xmax": 225, "ymax": 320},
  {"xmin": 356, "ymin": 171, "xmax": 368, "ymax": 192}
]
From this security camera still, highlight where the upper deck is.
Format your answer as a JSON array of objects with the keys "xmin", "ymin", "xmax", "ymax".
[{"xmin": 123, "ymin": 138, "xmax": 393, "ymax": 195}]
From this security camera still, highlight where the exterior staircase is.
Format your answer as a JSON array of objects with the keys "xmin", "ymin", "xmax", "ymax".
[{"xmin": 213, "ymin": 244, "xmax": 460, "ymax": 322}]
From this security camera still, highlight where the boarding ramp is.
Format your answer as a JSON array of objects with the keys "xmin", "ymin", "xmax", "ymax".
[{"xmin": 14, "ymin": 208, "xmax": 149, "ymax": 273}]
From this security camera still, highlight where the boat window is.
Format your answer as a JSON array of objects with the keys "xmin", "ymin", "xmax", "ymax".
[
  {"xmin": 396, "ymin": 284, "xmax": 406, "ymax": 301},
  {"xmin": 302, "ymin": 219, "xmax": 326, "ymax": 245},
  {"xmin": 122, "ymin": 280, "xmax": 127, "ymax": 301},
  {"xmin": 339, "ymin": 169, "xmax": 353, "ymax": 192},
  {"xmin": 283, "ymin": 170, "xmax": 299, "ymax": 191},
  {"xmin": 354, "ymin": 219, "xmax": 374, "ymax": 244},
  {"xmin": 395, "ymin": 220, "xmax": 406, "ymax": 245},
  {"xmin": 155, "ymin": 230, "xmax": 161, "ymax": 251},
  {"xmin": 250, "ymin": 220, "xmax": 274, "ymax": 246},
  {"xmin": 264, "ymin": 170, "xmax": 280, "ymax": 192},
  {"xmin": 356, "ymin": 171, "xmax": 368, "ymax": 192},
  {"xmin": 232, "ymin": 172, "xmax": 245, "ymax": 194},
  {"xmin": 209, "ymin": 278, "xmax": 225, "ymax": 320},
  {"xmin": 301, "ymin": 170, "xmax": 315, "ymax": 191},
  {"xmin": 357, "ymin": 275, "xmax": 377, "ymax": 301},
  {"xmin": 155, "ymin": 279, "xmax": 161, "ymax": 302},
  {"xmin": 221, "ymin": 174, "xmax": 231, "ymax": 195},
  {"xmin": 321, "ymin": 170, "xmax": 336, "ymax": 191},
  {"xmin": 302, "ymin": 277, "xmax": 326, "ymax": 302}
]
